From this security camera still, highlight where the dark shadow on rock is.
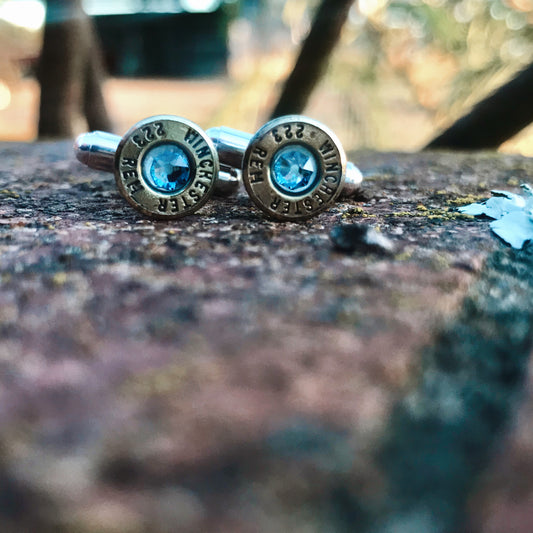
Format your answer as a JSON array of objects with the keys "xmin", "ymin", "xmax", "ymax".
[{"xmin": 365, "ymin": 248, "xmax": 533, "ymax": 533}]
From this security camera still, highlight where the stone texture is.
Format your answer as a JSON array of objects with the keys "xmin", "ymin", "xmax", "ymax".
[{"xmin": 0, "ymin": 142, "xmax": 532, "ymax": 532}]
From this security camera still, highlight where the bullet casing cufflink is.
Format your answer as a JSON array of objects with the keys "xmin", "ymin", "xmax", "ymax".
[
  {"xmin": 74, "ymin": 115, "xmax": 237, "ymax": 219},
  {"xmin": 75, "ymin": 114, "xmax": 362, "ymax": 221},
  {"xmin": 208, "ymin": 115, "xmax": 363, "ymax": 221}
]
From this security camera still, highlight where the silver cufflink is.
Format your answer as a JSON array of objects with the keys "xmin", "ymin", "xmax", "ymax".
[
  {"xmin": 74, "ymin": 115, "xmax": 238, "ymax": 219},
  {"xmin": 208, "ymin": 115, "xmax": 362, "ymax": 221}
]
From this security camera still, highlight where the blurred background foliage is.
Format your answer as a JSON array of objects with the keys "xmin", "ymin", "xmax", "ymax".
[{"xmin": 0, "ymin": 0, "xmax": 532, "ymax": 153}]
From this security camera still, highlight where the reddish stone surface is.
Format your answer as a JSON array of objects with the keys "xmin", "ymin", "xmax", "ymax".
[
  {"xmin": 465, "ymin": 370, "xmax": 533, "ymax": 533},
  {"xmin": 0, "ymin": 142, "xmax": 532, "ymax": 532}
]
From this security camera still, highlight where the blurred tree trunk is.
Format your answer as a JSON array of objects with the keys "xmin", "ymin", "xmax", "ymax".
[
  {"xmin": 270, "ymin": 0, "xmax": 354, "ymax": 119},
  {"xmin": 37, "ymin": 0, "xmax": 111, "ymax": 138},
  {"xmin": 425, "ymin": 62, "xmax": 533, "ymax": 150}
]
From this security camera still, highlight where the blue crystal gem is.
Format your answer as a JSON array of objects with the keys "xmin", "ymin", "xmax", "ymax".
[
  {"xmin": 141, "ymin": 143, "xmax": 192, "ymax": 194},
  {"xmin": 271, "ymin": 145, "xmax": 318, "ymax": 195}
]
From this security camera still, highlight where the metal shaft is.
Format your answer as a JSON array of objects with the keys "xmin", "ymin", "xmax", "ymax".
[
  {"xmin": 207, "ymin": 126, "xmax": 362, "ymax": 197},
  {"xmin": 74, "ymin": 131, "xmax": 119, "ymax": 173},
  {"xmin": 207, "ymin": 127, "xmax": 252, "ymax": 170},
  {"xmin": 74, "ymin": 131, "xmax": 239, "ymax": 196}
]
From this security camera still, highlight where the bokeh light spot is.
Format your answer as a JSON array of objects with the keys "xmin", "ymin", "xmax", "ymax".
[
  {"xmin": 0, "ymin": 81, "xmax": 12, "ymax": 111},
  {"xmin": 0, "ymin": 0, "xmax": 45, "ymax": 31}
]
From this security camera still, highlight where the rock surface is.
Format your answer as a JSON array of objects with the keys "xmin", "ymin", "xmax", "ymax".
[{"xmin": 0, "ymin": 142, "xmax": 532, "ymax": 532}]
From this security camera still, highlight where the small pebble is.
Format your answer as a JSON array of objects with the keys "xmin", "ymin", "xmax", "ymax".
[{"xmin": 330, "ymin": 223, "xmax": 395, "ymax": 255}]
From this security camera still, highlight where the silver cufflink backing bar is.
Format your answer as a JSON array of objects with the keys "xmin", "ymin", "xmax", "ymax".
[
  {"xmin": 74, "ymin": 115, "xmax": 237, "ymax": 219},
  {"xmin": 208, "ymin": 115, "xmax": 363, "ymax": 221}
]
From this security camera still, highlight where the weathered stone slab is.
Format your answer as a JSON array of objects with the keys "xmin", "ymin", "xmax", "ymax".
[{"xmin": 0, "ymin": 142, "xmax": 532, "ymax": 532}]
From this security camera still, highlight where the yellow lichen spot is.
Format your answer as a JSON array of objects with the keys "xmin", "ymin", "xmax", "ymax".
[
  {"xmin": 387, "ymin": 204, "xmax": 476, "ymax": 222},
  {"xmin": 391, "ymin": 211, "xmax": 413, "ymax": 217},
  {"xmin": 507, "ymin": 178, "xmax": 519, "ymax": 187},
  {"xmin": 342, "ymin": 206, "xmax": 365, "ymax": 218},
  {"xmin": 122, "ymin": 364, "xmax": 189, "ymax": 398},
  {"xmin": 395, "ymin": 250, "xmax": 413, "ymax": 261},
  {"xmin": 447, "ymin": 194, "xmax": 487, "ymax": 206},
  {"xmin": 52, "ymin": 272, "xmax": 68, "ymax": 286},
  {"xmin": 0, "ymin": 189, "xmax": 19, "ymax": 198},
  {"xmin": 430, "ymin": 253, "xmax": 451, "ymax": 271}
]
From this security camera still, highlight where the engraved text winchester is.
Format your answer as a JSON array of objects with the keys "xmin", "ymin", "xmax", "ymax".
[
  {"xmin": 119, "ymin": 123, "xmax": 215, "ymax": 214},
  {"xmin": 248, "ymin": 123, "xmax": 342, "ymax": 217}
]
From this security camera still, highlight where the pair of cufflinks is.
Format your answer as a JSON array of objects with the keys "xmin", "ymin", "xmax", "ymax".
[{"xmin": 74, "ymin": 115, "xmax": 362, "ymax": 222}]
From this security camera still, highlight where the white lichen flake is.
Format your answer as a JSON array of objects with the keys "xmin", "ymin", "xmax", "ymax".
[{"xmin": 459, "ymin": 184, "xmax": 533, "ymax": 249}]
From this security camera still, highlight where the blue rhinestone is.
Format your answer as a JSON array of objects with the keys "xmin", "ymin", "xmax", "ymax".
[
  {"xmin": 141, "ymin": 143, "xmax": 191, "ymax": 194},
  {"xmin": 271, "ymin": 145, "xmax": 318, "ymax": 194}
]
